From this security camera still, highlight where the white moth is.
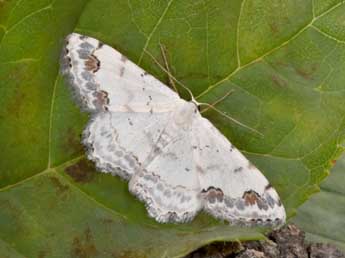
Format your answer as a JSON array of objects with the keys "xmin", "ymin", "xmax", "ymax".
[{"xmin": 61, "ymin": 33, "xmax": 286, "ymax": 226}]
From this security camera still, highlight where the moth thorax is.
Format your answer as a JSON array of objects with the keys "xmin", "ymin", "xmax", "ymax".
[{"xmin": 173, "ymin": 101, "xmax": 197, "ymax": 126}]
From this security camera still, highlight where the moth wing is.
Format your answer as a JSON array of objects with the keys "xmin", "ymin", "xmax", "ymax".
[
  {"xmin": 129, "ymin": 105, "xmax": 203, "ymax": 223},
  {"xmin": 193, "ymin": 116, "xmax": 286, "ymax": 226},
  {"xmin": 61, "ymin": 33, "xmax": 180, "ymax": 112},
  {"xmin": 83, "ymin": 110, "xmax": 175, "ymax": 180},
  {"xmin": 62, "ymin": 33, "xmax": 285, "ymax": 226}
]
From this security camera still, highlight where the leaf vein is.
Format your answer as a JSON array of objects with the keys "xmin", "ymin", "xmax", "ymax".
[
  {"xmin": 236, "ymin": 0, "xmax": 246, "ymax": 67},
  {"xmin": 0, "ymin": 58, "xmax": 38, "ymax": 65},
  {"xmin": 0, "ymin": 0, "xmax": 57, "ymax": 49},
  {"xmin": 137, "ymin": 0, "xmax": 175, "ymax": 65},
  {"xmin": 6, "ymin": 0, "xmax": 56, "ymax": 34},
  {"xmin": 0, "ymin": 155, "xmax": 84, "ymax": 192},
  {"xmin": 196, "ymin": 1, "xmax": 345, "ymax": 99},
  {"xmin": 311, "ymin": 25, "xmax": 345, "ymax": 44},
  {"xmin": 47, "ymin": 76, "xmax": 60, "ymax": 169}
]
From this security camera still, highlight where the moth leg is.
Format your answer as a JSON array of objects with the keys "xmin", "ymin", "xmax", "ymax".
[{"xmin": 200, "ymin": 90, "xmax": 234, "ymax": 114}]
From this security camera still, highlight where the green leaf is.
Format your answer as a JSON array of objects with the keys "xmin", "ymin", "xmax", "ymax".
[
  {"xmin": 1, "ymin": 0, "xmax": 345, "ymax": 257},
  {"xmin": 293, "ymin": 153, "xmax": 345, "ymax": 252},
  {"xmin": 0, "ymin": 238, "xmax": 26, "ymax": 258}
]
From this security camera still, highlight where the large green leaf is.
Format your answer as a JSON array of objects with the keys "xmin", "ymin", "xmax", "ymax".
[
  {"xmin": 1, "ymin": 0, "xmax": 345, "ymax": 257},
  {"xmin": 294, "ymin": 153, "xmax": 345, "ymax": 252}
]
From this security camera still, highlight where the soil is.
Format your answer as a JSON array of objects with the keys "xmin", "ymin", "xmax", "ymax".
[{"xmin": 184, "ymin": 224, "xmax": 345, "ymax": 258}]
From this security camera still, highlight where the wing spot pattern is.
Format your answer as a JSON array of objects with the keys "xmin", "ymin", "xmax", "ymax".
[
  {"xmin": 85, "ymin": 55, "xmax": 100, "ymax": 73},
  {"xmin": 234, "ymin": 166, "xmax": 243, "ymax": 173}
]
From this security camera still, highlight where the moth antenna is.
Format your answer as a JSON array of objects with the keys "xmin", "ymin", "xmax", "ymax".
[
  {"xmin": 159, "ymin": 43, "xmax": 179, "ymax": 94},
  {"xmin": 143, "ymin": 48, "xmax": 195, "ymax": 101},
  {"xmin": 199, "ymin": 101, "xmax": 264, "ymax": 137},
  {"xmin": 145, "ymin": 49, "xmax": 262, "ymax": 136}
]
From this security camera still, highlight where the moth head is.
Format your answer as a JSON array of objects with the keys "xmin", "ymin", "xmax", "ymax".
[{"xmin": 173, "ymin": 101, "xmax": 198, "ymax": 126}]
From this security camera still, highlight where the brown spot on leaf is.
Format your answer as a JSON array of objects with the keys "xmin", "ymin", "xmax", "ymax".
[
  {"xmin": 0, "ymin": 200, "xmax": 22, "ymax": 225},
  {"xmin": 38, "ymin": 250, "xmax": 47, "ymax": 258},
  {"xmin": 275, "ymin": 60, "xmax": 289, "ymax": 67},
  {"xmin": 0, "ymin": 0, "xmax": 10, "ymax": 8},
  {"xmin": 49, "ymin": 176, "xmax": 69, "ymax": 194},
  {"xmin": 271, "ymin": 75, "xmax": 287, "ymax": 88},
  {"xmin": 64, "ymin": 127, "xmax": 84, "ymax": 155},
  {"xmin": 6, "ymin": 88, "xmax": 26, "ymax": 119},
  {"xmin": 65, "ymin": 159, "xmax": 95, "ymax": 183},
  {"xmin": 101, "ymin": 218, "xmax": 114, "ymax": 225},
  {"xmin": 243, "ymin": 190, "xmax": 260, "ymax": 206},
  {"xmin": 3, "ymin": 63, "xmax": 32, "ymax": 118},
  {"xmin": 269, "ymin": 22, "xmax": 279, "ymax": 34},
  {"xmin": 3, "ymin": 62, "xmax": 41, "ymax": 119},
  {"xmin": 71, "ymin": 227, "xmax": 98, "ymax": 258},
  {"xmin": 294, "ymin": 64, "xmax": 318, "ymax": 80}
]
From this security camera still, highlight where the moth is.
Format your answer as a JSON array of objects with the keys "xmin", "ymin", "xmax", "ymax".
[{"xmin": 61, "ymin": 33, "xmax": 286, "ymax": 226}]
